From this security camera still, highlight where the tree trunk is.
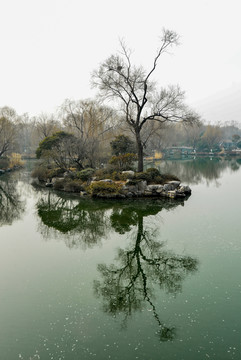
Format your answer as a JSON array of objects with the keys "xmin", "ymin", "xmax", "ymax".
[{"xmin": 135, "ymin": 130, "xmax": 144, "ymax": 172}]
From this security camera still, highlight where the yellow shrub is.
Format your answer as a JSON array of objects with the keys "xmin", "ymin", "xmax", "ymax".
[{"xmin": 8, "ymin": 153, "xmax": 25, "ymax": 168}]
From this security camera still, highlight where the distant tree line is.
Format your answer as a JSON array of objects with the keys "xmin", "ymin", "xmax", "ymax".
[
  {"xmin": 0, "ymin": 100, "xmax": 241, "ymax": 171},
  {"xmin": 146, "ymin": 121, "xmax": 241, "ymax": 153}
]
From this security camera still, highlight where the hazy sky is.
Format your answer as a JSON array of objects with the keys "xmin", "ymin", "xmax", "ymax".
[{"xmin": 1, "ymin": 0, "xmax": 241, "ymax": 123}]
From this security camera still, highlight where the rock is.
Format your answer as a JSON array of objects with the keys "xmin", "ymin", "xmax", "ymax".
[
  {"xmin": 45, "ymin": 182, "xmax": 53, "ymax": 187},
  {"xmin": 123, "ymin": 182, "xmax": 138, "ymax": 193},
  {"xmin": 167, "ymin": 190, "xmax": 177, "ymax": 198},
  {"xmin": 163, "ymin": 183, "xmax": 174, "ymax": 191},
  {"xmin": 93, "ymin": 179, "xmax": 113, "ymax": 183},
  {"xmin": 146, "ymin": 185, "xmax": 158, "ymax": 191},
  {"xmin": 100, "ymin": 179, "xmax": 113, "ymax": 183},
  {"xmin": 156, "ymin": 187, "xmax": 163, "ymax": 194},
  {"xmin": 178, "ymin": 185, "xmax": 192, "ymax": 194},
  {"xmin": 122, "ymin": 170, "xmax": 135, "ymax": 178},
  {"xmin": 163, "ymin": 182, "xmax": 180, "ymax": 191},
  {"xmin": 90, "ymin": 179, "xmax": 113, "ymax": 186},
  {"xmin": 80, "ymin": 191, "xmax": 88, "ymax": 196},
  {"xmin": 167, "ymin": 181, "xmax": 181, "ymax": 189},
  {"xmin": 137, "ymin": 180, "xmax": 147, "ymax": 193},
  {"xmin": 129, "ymin": 185, "xmax": 138, "ymax": 192},
  {"xmin": 0, "ymin": 169, "xmax": 5, "ymax": 175},
  {"xmin": 146, "ymin": 184, "xmax": 163, "ymax": 193},
  {"xmin": 144, "ymin": 190, "xmax": 153, "ymax": 196},
  {"xmin": 83, "ymin": 177, "xmax": 191, "ymax": 200}
]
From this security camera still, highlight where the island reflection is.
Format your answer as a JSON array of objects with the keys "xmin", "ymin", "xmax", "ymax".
[
  {"xmin": 36, "ymin": 191, "xmax": 198, "ymax": 341},
  {"xmin": 36, "ymin": 191, "xmax": 111, "ymax": 248},
  {"xmin": 36, "ymin": 190, "xmax": 186, "ymax": 248}
]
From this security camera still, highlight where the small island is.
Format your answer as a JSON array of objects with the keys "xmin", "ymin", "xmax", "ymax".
[
  {"xmin": 32, "ymin": 166, "xmax": 191, "ymax": 199},
  {"xmin": 29, "ymin": 130, "xmax": 192, "ymax": 199},
  {"xmin": 32, "ymin": 137, "xmax": 191, "ymax": 199}
]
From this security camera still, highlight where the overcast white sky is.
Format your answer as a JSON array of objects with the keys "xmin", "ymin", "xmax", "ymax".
[{"xmin": 1, "ymin": 0, "xmax": 241, "ymax": 124}]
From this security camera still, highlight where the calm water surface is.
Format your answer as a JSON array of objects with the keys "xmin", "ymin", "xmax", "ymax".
[{"xmin": 0, "ymin": 158, "xmax": 240, "ymax": 360}]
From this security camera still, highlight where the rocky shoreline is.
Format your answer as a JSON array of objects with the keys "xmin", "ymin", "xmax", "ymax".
[
  {"xmin": 0, "ymin": 166, "xmax": 22, "ymax": 176},
  {"xmin": 1, "ymin": 165, "xmax": 191, "ymax": 200},
  {"xmin": 79, "ymin": 178, "xmax": 191, "ymax": 199},
  {"xmin": 33, "ymin": 167, "xmax": 192, "ymax": 200},
  {"xmin": 45, "ymin": 175, "xmax": 191, "ymax": 200}
]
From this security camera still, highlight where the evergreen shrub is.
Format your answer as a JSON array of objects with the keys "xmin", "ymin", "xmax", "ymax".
[
  {"xmin": 88, "ymin": 182, "xmax": 122, "ymax": 197},
  {"xmin": 146, "ymin": 167, "xmax": 161, "ymax": 179},
  {"xmin": 76, "ymin": 168, "xmax": 95, "ymax": 182}
]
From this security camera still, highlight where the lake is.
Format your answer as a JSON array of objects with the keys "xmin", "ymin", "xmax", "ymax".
[{"xmin": 0, "ymin": 158, "xmax": 240, "ymax": 360}]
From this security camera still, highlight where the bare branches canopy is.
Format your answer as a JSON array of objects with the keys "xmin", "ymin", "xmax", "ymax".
[{"xmin": 92, "ymin": 28, "xmax": 200, "ymax": 171}]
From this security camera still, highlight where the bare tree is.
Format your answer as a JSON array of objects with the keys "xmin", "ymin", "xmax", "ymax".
[
  {"xmin": 92, "ymin": 29, "xmax": 199, "ymax": 171},
  {"xmin": 202, "ymin": 125, "xmax": 223, "ymax": 150},
  {"xmin": 182, "ymin": 121, "xmax": 204, "ymax": 148},
  {"xmin": 12, "ymin": 113, "xmax": 36, "ymax": 155},
  {"xmin": 0, "ymin": 116, "xmax": 16, "ymax": 158},
  {"xmin": 0, "ymin": 106, "xmax": 17, "ymax": 120},
  {"xmin": 60, "ymin": 99, "xmax": 117, "ymax": 166},
  {"xmin": 34, "ymin": 112, "xmax": 61, "ymax": 140}
]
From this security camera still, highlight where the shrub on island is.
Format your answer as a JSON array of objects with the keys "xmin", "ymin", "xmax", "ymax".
[{"xmin": 87, "ymin": 181, "xmax": 123, "ymax": 198}]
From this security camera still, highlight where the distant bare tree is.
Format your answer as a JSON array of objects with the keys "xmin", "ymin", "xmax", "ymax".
[
  {"xmin": 13, "ymin": 113, "xmax": 35, "ymax": 155},
  {"xmin": 0, "ymin": 117, "xmax": 16, "ymax": 157},
  {"xmin": 0, "ymin": 106, "xmax": 17, "ymax": 158},
  {"xmin": 92, "ymin": 29, "xmax": 199, "ymax": 171},
  {"xmin": 34, "ymin": 112, "xmax": 61, "ymax": 140},
  {"xmin": 202, "ymin": 125, "xmax": 223, "ymax": 150},
  {"xmin": 0, "ymin": 106, "xmax": 17, "ymax": 120}
]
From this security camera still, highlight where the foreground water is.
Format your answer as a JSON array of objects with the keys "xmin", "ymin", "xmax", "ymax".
[{"xmin": 0, "ymin": 158, "xmax": 240, "ymax": 360}]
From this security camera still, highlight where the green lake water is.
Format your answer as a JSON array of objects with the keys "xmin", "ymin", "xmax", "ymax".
[{"xmin": 0, "ymin": 158, "xmax": 240, "ymax": 360}]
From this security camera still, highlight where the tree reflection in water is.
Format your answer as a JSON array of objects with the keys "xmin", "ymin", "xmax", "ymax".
[
  {"xmin": 149, "ymin": 157, "xmax": 241, "ymax": 186},
  {"xmin": 0, "ymin": 176, "xmax": 25, "ymax": 226},
  {"xmin": 36, "ymin": 191, "xmax": 111, "ymax": 249},
  {"xmin": 36, "ymin": 190, "xmax": 198, "ymax": 341},
  {"xmin": 94, "ymin": 200, "xmax": 198, "ymax": 342}
]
